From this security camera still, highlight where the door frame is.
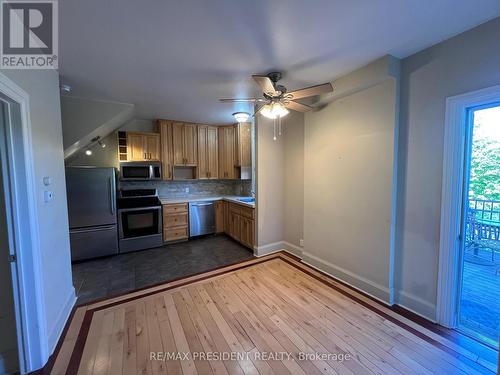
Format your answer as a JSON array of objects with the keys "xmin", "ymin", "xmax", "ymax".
[
  {"xmin": 0, "ymin": 73, "xmax": 49, "ymax": 372},
  {"xmin": 437, "ymin": 83, "xmax": 500, "ymax": 327}
]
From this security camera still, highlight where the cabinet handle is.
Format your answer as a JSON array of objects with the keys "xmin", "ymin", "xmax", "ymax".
[{"xmin": 144, "ymin": 153, "xmax": 147, "ymax": 159}]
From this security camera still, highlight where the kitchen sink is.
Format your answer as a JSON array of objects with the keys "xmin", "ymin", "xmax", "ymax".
[{"xmin": 236, "ymin": 197, "xmax": 255, "ymax": 203}]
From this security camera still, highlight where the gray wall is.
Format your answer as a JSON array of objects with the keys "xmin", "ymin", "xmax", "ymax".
[
  {"xmin": 256, "ymin": 111, "xmax": 305, "ymax": 251},
  {"xmin": 303, "ymin": 60, "xmax": 399, "ymax": 303},
  {"xmin": 395, "ymin": 16, "xmax": 500, "ymax": 318},
  {"xmin": 283, "ymin": 113, "xmax": 305, "ymax": 249}
]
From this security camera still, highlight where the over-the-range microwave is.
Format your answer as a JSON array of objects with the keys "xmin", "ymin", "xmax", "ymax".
[{"xmin": 119, "ymin": 161, "xmax": 161, "ymax": 181}]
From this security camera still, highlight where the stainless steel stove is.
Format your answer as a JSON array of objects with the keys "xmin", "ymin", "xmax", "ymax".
[{"xmin": 117, "ymin": 188, "xmax": 163, "ymax": 253}]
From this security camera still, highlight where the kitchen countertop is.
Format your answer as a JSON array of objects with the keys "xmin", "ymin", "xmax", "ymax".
[{"xmin": 159, "ymin": 195, "xmax": 255, "ymax": 208}]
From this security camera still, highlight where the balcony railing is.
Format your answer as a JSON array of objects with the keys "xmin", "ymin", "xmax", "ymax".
[{"xmin": 466, "ymin": 199, "xmax": 500, "ymax": 261}]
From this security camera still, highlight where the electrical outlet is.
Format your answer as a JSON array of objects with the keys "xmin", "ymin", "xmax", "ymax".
[
  {"xmin": 185, "ymin": 187, "xmax": 189, "ymax": 193},
  {"xmin": 299, "ymin": 239, "xmax": 304, "ymax": 247}
]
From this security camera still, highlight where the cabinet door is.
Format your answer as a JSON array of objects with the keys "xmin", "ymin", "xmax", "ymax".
[
  {"xmin": 145, "ymin": 134, "xmax": 160, "ymax": 160},
  {"xmin": 197, "ymin": 126, "xmax": 208, "ymax": 179},
  {"xmin": 172, "ymin": 122, "xmax": 185, "ymax": 165},
  {"xmin": 215, "ymin": 201, "xmax": 224, "ymax": 233},
  {"xmin": 218, "ymin": 126, "xmax": 235, "ymax": 179},
  {"xmin": 207, "ymin": 126, "xmax": 218, "ymax": 179},
  {"xmin": 229, "ymin": 211, "xmax": 240, "ymax": 240},
  {"xmin": 240, "ymin": 217, "xmax": 255, "ymax": 248},
  {"xmin": 159, "ymin": 121, "xmax": 173, "ymax": 180},
  {"xmin": 184, "ymin": 124, "xmax": 197, "ymax": 166},
  {"xmin": 223, "ymin": 201, "xmax": 229, "ymax": 233},
  {"xmin": 239, "ymin": 122, "xmax": 252, "ymax": 167},
  {"xmin": 127, "ymin": 133, "xmax": 146, "ymax": 161}
]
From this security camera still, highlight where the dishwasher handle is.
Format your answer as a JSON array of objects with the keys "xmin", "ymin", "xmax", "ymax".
[{"xmin": 190, "ymin": 202, "xmax": 214, "ymax": 207}]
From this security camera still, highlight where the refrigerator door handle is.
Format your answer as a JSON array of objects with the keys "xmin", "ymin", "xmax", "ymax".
[
  {"xmin": 70, "ymin": 225, "xmax": 116, "ymax": 234},
  {"xmin": 109, "ymin": 177, "xmax": 116, "ymax": 215}
]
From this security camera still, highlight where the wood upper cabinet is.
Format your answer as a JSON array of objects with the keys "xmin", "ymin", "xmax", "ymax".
[
  {"xmin": 198, "ymin": 125, "xmax": 218, "ymax": 179},
  {"xmin": 126, "ymin": 132, "xmax": 160, "ymax": 161},
  {"xmin": 218, "ymin": 126, "xmax": 236, "ymax": 179},
  {"xmin": 237, "ymin": 122, "xmax": 252, "ymax": 167},
  {"xmin": 145, "ymin": 134, "xmax": 160, "ymax": 160},
  {"xmin": 172, "ymin": 122, "xmax": 197, "ymax": 166},
  {"xmin": 158, "ymin": 120, "xmax": 173, "ymax": 180},
  {"xmin": 184, "ymin": 124, "xmax": 197, "ymax": 165}
]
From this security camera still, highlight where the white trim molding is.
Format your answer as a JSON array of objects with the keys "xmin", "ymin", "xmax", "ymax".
[
  {"xmin": 302, "ymin": 251, "xmax": 392, "ymax": 304},
  {"xmin": 254, "ymin": 241, "xmax": 303, "ymax": 258},
  {"xmin": 0, "ymin": 72, "xmax": 50, "ymax": 372},
  {"xmin": 437, "ymin": 84, "xmax": 500, "ymax": 327}
]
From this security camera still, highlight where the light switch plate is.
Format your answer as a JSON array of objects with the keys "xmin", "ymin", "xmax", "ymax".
[{"xmin": 44, "ymin": 191, "xmax": 54, "ymax": 202}]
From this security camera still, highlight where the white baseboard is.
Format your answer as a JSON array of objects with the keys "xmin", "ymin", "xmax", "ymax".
[
  {"xmin": 254, "ymin": 241, "xmax": 304, "ymax": 258},
  {"xmin": 254, "ymin": 244, "xmax": 436, "ymax": 322},
  {"xmin": 254, "ymin": 241, "xmax": 285, "ymax": 256},
  {"xmin": 396, "ymin": 290, "xmax": 437, "ymax": 322},
  {"xmin": 302, "ymin": 251, "xmax": 392, "ymax": 304},
  {"xmin": 47, "ymin": 287, "xmax": 76, "ymax": 355}
]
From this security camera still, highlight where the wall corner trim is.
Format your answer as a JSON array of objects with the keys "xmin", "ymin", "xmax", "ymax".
[
  {"xmin": 254, "ymin": 241, "xmax": 303, "ymax": 258},
  {"xmin": 396, "ymin": 291, "xmax": 437, "ymax": 322}
]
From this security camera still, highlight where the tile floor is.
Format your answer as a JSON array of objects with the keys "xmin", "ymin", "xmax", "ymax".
[{"xmin": 72, "ymin": 235, "xmax": 254, "ymax": 305}]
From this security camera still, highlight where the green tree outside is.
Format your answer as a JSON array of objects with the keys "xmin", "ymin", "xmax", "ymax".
[{"xmin": 468, "ymin": 120, "xmax": 500, "ymax": 202}]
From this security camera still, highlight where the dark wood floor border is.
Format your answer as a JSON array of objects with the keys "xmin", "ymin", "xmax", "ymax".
[
  {"xmin": 59, "ymin": 251, "xmax": 495, "ymax": 375},
  {"xmin": 29, "ymin": 307, "xmax": 77, "ymax": 375},
  {"xmin": 277, "ymin": 256, "xmax": 496, "ymax": 374},
  {"xmin": 64, "ymin": 254, "xmax": 281, "ymax": 374}
]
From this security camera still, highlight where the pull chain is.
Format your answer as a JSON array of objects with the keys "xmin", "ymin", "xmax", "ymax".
[
  {"xmin": 278, "ymin": 115, "xmax": 282, "ymax": 136},
  {"xmin": 273, "ymin": 117, "xmax": 277, "ymax": 140}
]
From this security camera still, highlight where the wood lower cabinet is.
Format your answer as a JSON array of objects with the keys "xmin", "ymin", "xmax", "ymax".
[
  {"xmin": 198, "ymin": 125, "xmax": 218, "ymax": 179},
  {"xmin": 220, "ymin": 201, "xmax": 254, "ymax": 249},
  {"xmin": 239, "ymin": 216, "xmax": 255, "ymax": 248},
  {"xmin": 215, "ymin": 201, "xmax": 224, "ymax": 233},
  {"xmin": 163, "ymin": 203, "xmax": 189, "ymax": 242},
  {"xmin": 127, "ymin": 132, "xmax": 161, "ymax": 161}
]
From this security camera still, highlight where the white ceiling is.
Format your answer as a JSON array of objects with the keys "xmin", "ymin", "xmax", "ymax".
[{"xmin": 59, "ymin": 0, "xmax": 500, "ymax": 124}]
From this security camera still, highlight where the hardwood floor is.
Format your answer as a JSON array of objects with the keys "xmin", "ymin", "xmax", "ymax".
[{"xmin": 49, "ymin": 253, "xmax": 497, "ymax": 375}]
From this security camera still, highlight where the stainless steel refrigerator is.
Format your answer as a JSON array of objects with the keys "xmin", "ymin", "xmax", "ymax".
[{"xmin": 65, "ymin": 167, "xmax": 118, "ymax": 261}]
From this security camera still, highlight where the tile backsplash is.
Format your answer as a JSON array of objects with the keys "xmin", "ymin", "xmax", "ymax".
[{"xmin": 120, "ymin": 179, "xmax": 252, "ymax": 198}]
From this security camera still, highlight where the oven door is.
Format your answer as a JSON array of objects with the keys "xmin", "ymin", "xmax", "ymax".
[{"xmin": 118, "ymin": 206, "xmax": 161, "ymax": 239}]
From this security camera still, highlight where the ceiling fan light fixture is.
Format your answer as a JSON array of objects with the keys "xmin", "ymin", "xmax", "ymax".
[
  {"xmin": 260, "ymin": 102, "xmax": 289, "ymax": 119},
  {"xmin": 232, "ymin": 112, "xmax": 250, "ymax": 123}
]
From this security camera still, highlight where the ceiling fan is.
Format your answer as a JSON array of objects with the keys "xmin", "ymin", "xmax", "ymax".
[{"xmin": 220, "ymin": 72, "xmax": 333, "ymax": 119}]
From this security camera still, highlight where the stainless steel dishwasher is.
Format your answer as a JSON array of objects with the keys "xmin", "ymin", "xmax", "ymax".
[{"xmin": 189, "ymin": 201, "xmax": 216, "ymax": 237}]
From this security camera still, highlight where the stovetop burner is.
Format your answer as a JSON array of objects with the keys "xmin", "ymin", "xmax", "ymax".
[{"xmin": 117, "ymin": 188, "xmax": 161, "ymax": 209}]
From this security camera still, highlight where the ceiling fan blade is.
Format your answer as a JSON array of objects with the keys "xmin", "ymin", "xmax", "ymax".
[
  {"xmin": 253, "ymin": 105, "xmax": 265, "ymax": 118},
  {"xmin": 287, "ymin": 82, "xmax": 333, "ymax": 100},
  {"xmin": 219, "ymin": 98, "xmax": 264, "ymax": 103},
  {"xmin": 252, "ymin": 75, "xmax": 277, "ymax": 96},
  {"xmin": 285, "ymin": 100, "xmax": 313, "ymax": 112}
]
